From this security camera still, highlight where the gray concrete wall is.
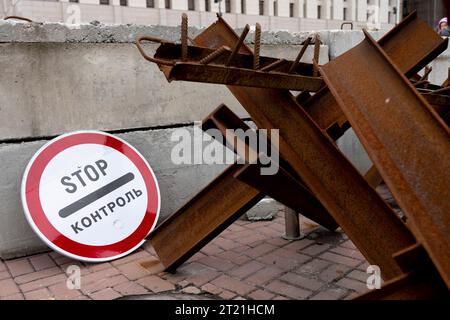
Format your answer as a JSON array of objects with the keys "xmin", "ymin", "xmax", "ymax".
[
  {"xmin": 0, "ymin": 126, "xmax": 231, "ymax": 259},
  {"xmin": 0, "ymin": 21, "xmax": 448, "ymax": 259}
]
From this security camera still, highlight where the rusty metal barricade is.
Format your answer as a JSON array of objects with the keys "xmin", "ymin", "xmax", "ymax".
[{"xmin": 135, "ymin": 11, "xmax": 450, "ymax": 299}]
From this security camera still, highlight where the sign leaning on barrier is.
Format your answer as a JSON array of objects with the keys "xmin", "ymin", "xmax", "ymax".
[{"xmin": 21, "ymin": 131, "xmax": 160, "ymax": 262}]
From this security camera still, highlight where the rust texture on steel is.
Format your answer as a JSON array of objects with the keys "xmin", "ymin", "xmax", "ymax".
[
  {"xmin": 149, "ymin": 42, "xmax": 323, "ymax": 91},
  {"xmin": 146, "ymin": 164, "xmax": 264, "ymax": 271},
  {"xmin": 320, "ymin": 31, "xmax": 450, "ymax": 288},
  {"xmin": 193, "ymin": 17, "xmax": 416, "ymax": 281},
  {"xmin": 181, "ymin": 13, "xmax": 188, "ymax": 61},
  {"xmin": 356, "ymin": 244, "xmax": 449, "ymax": 299},
  {"xmin": 202, "ymin": 104, "xmax": 338, "ymax": 231},
  {"xmin": 301, "ymin": 11, "xmax": 448, "ymax": 135},
  {"xmin": 3, "ymin": 15, "xmax": 32, "ymax": 22}
]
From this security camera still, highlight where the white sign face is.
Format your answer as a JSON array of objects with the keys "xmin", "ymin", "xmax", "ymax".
[{"xmin": 21, "ymin": 131, "xmax": 161, "ymax": 262}]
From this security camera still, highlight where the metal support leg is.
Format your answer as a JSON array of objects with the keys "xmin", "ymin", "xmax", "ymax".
[{"xmin": 282, "ymin": 207, "xmax": 302, "ymax": 241}]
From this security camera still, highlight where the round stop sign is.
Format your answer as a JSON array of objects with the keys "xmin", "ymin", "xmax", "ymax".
[{"xmin": 21, "ymin": 131, "xmax": 161, "ymax": 262}]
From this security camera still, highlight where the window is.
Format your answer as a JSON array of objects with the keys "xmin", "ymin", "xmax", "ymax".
[
  {"xmin": 99, "ymin": 0, "xmax": 109, "ymax": 5},
  {"xmin": 303, "ymin": 1, "xmax": 306, "ymax": 17},
  {"xmin": 273, "ymin": 1, "xmax": 277, "ymax": 16},
  {"xmin": 120, "ymin": 0, "xmax": 127, "ymax": 6},
  {"xmin": 317, "ymin": 5, "xmax": 321, "ymax": 19},
  {"xmin": 165, "ymin": 0, "xmax": 171, "ymax": 9},
  {"xmin": 188, "ymin": 0, "xmax": 195, "ymax": 10},
  {"xmin": 289, "ymin": 3, "xmax": 294, "ymax": 17},
  {"xmin": 259, "ymin": 0, "xmax": 264, "ymax": 15},
  {"xmin": 330, "ymin": 6, "xmax": 333, "ymax": 19},
  {"xmin": 146, "ymin": 0, "xmax": 154, "ymax": 8},
  {"xmin": 225, "ymin": 0, "xmax": 231, "ymax": 13},
  {"xmin": 241, "ymin": 0, "xmax": 246, "ymax": 14},
  {"xmin": 69, "ymin": 0, "xmax": 79, "ymax": 3},
  {"xmin": 343, "ymin": 7, "xmax": 347, "ymax": 20},
  {"xmin": 205, "ymin": 0, "xmax": 210, "ymax": 12}
]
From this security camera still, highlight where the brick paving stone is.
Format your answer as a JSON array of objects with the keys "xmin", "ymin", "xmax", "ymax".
[
  {"xmin": 113, "ymin": 281, "xmax": 148, "ymax": 296},
  {"xmin": 24, "ymin": 288, "xmax": 53, "ymax": 300},
  {"xmin": 254, "ymin": 226, "xmax": 279, "ymax": 237},
  {"xmin": 201, "ymin": 283, "xmax": 223, "ymax": 295},
  {"xmin": 211, "ymin": 275, "xmax": 255, "ymax": 296},
  {"xmin": 344, "ymin": 292, "xmax": 360, "ymax": 300},
  {"xmin": 257, "ymin": 252, "xmax": 310, "ymax": 271},
  {"xmin": 110, "ymin": 250, "xmax": 150, "ymax": 266},
  {"xmin": 310, "ymin": 287, "xmax": 348, "ymax": 300},
  {"xmin": 60, "ymin": 262, "xmax": 90, "ymax": 276},
  {"xmin": 272, "ymin": 295, "xmax": 289, "ymax": 300},
  {"xmin": 248, "ymin": 289, "xmax": 275, "ymax": 300},
  {"xmin": 279, "ymin": 273, "xmax": 324, "ymax": 291},
  {"xmin": 244, "ymin": 243, "xmax": 277, "ymax": 258},
  {"xmin": 218, "ymin": 289, "xmax": 236, "ymax": 300},
  {"xmin": 337, "ymin": 278, "xmax": 369, "ymax": 293},
  {"xmin": 265, "ymin": 280, "xmax": 312, "ymax": 299},
  {"xmin": 295, "ymin": 259, "xmax": 330, "ymax": 276},
  {"xmin": 357, "ymin": 261, "xmax": 370, "ymax": 272},
  {"xmin": 6, "ymin": 259, "xmax": 34, "ymax": 277},
  {"xmin": 214, "ymin": 250, "xmax": 252, "ymax": 266},
  {"xmin": 330, "ymin": 246, "xmax": 365, "ymax": 260},
  {"xmin": 200, "ymin": 243, "xmax": 224, "ymax": 256},
  {"xmin": 282, "ymin": 239, "xmax": 315, "ymax": 252},
  {"xmin": 29, "ymin": 254, "xmax": 56, "ymax": 271},
  {"xmin": 197, "ymin": 256, "xmax": 236, "ymax": 272},
  {"xmin": 228, "ymin": 261, "xmax": 265, "ymax": 279},
  {"xmin": 271, "ymin": 247, "xmax": 309, "ymax": 260},
  {"xmin": 231, "ymin": 244, "xmax": 252, "ymax": 253},
  {"xmin": 265, "ymin": 237, "xmax": 290, "ymax": 247},
  {"xmin": 340, "ymin": 240, "xmax": 357, "ymax": 250},
  {"xmin": 19, "ymin": 274, "xmax": 67, "ymax": 292},
  {"xmin": 137, "ymin": 275, "xmax": 176, "ymax": 293},
  {"xmin": 268, "ymin": 223, "xmax": 285, "ymax": 234},
  {"xmin": 0, "ymin": 271, "xmax": 11, "ymax": 281},
  {"xmin": 48, "ymin": 282, "xmax": 82, "ymax": 300},
  {"xmin": 89, "ymin": 288, "xmax": 122, "ymax": 300},
  {"xmin": 319, "ymin": 252, "xmax": 361, "ymax": 268},
  {"xmin": 81, "ymin": 268, "xmax": 120, "ymax": 285},
  {"xmin": 223, "ymin": 224, "xmax": 247, "ymax": 233},
  {"xmin": 81, "ymin": 275, "xmax": 129, "ymax": 295},
  {"xmin": 0, "ymin": 293, "xmax": 24, "ymax": 300},
  {"xmin": 318, "ymin": 264, "xmax": 351, "ymax": 283},
  {"xmin": 116, "ymin": 260, "xmax": 151, "ymax": 280},
  {"xmin": 245, "ymin": 267, "xmax": 284, "ymax": 286},
  {"xmin": 212, "ymin": 237, "xmax": 240, "ymax": 251},
  {"xmin": 178, "ymin": 261, "xmax": 215, "ymax": 276},
  {"xmin": 0, "ymin": 260, "xmax": 7, "ymax": 272},
  {"xmin": 302, "ymin": 244, "xmax": 331, "ymax": 256},
  {"xmin": 234, "ymin": 233, "xmax": 266, "ymax": 246},
  {"xmin": 181, "ymin": 286, "xmax": 201, "ymax": 294},
  {"xmin": 53, "ymin": 255, "xmax": 76, "ymax": 266},
  {"xmin": 86, "ymin": 262, "xmax": 113, "ymax": 273},
  {"xmin": 14, "ymin": 267, "xmax": 62, "ymax": 285},
  {"xmin": 347, "ymin": 270, "xmax": 369, "ymax": 283},
  {"xmin": 189, "ymin": 252, "xmax": 207, "ymax": 262},
  {"xmin": 226, "ymin": 229, "xmax": 254, "ymax": 240},
  {"xmin": 247, "ymin": 239, "xmax": 266, "ymax": 248},
  {"xmin": 71, "ymin": 295, "xmax": 92, "ymax": 300},
  {"xmin": 0, "ymin": 278, "xmax": 20, "ymax": 298}
]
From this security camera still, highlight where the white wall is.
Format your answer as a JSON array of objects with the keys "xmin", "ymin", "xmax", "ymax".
[{"xmin": 8, "ymin": 0, "xmax": 396, "ymax": 31}]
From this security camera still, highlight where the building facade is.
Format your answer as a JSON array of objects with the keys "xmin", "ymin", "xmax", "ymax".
[{"xmin": 2, "ymin": 0, "xmax": 401, "ymax": 31}]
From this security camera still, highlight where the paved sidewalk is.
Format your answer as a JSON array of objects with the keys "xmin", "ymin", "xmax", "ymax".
[{"xmin": 0, "ymin": 212, "xmax": 372, "ymax": 300}]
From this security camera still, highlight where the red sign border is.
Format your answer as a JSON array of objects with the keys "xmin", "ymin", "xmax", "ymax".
[{"xmin": 21, "ymin": 131, "xmax": 160, "ymax": 262}]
